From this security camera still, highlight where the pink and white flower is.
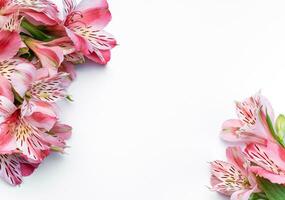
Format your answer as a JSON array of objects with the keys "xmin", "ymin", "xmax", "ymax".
[
  {"xmin": 62, "ymin": 0, "xmax": 116, "ymax": 64},
  {"xmin": 210, "ymin": 147, "xmax": 258, "ymax": 199},
  {"xmin": 220, "ymin": 93, "xmax": 274, "ymax": 144}
]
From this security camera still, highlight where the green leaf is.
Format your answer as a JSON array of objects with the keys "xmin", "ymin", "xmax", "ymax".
[
  {"xmin": 275, "ymin": 114, "xmax": 285, "ymax": 143},
  {"xmin": 249, "ymin": 192, "xmax": 268, "ymax": 200},
  {"xmin": 258, "ymin": 177, "xmax": 285, "ymax": 200},
  {"xmin": 266, "ymin": 112, "xmax": 285, "ymax": 147}
]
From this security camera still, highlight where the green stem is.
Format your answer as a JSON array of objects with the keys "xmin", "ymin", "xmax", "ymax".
[{"xmin": 21, "ymin": 19, "xmax": 54, "ymax": 41}]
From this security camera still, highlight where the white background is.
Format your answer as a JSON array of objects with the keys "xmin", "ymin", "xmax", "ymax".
[{"xmin": 3, "ymin": 0, "xmax": 285, "ymax": 199}]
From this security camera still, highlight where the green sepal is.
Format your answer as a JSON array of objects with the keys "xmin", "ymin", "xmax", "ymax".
[
  {"xmin": 275, "ymin": 114, "xmax": 285, "ymax": 145},
  {"xmin": 265, "ymin": 112, "xmax": 285, "ymax": 147}
]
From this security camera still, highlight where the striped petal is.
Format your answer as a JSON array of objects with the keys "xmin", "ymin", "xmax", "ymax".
[
  {"xmin": 245, "ymin": 142, "xmax": 285, "ymax": 184},
  {"xmin": 236, "ymin": 93, "xmax": 274, "ymax": 131},
  {"xmin": 28, "ymin": 72, "xmax": 71, "ymax": 102},
  {"xmin": 0, "ymin": 154, "xmax": 22, "ymax": 185},
  {"xmin": 63, "ymin": 0, "xmax": 76, "ymax": 18},
  {"xmin": 70, "ymin": 26, "xmax": 116, "ymax": 52},
  {"xmin": 10, "ymin": 0, "xmax": 59, "ymax": 25},
  {"xmin": 14, "ymin": 118, "xmax": 49, "ymax": 161}
]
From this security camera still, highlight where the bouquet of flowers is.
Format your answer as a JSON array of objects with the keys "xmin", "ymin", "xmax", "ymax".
[
  {"xmin": 210, "ymin": 93, "xmax": 285, "ymax": 200},
  {"xmin": 0, "ymin": 0, "xmax": 116, "ymax": 185}
]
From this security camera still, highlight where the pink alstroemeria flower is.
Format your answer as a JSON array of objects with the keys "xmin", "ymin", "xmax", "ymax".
[
  {"xmin": 62, "ymin": 0, "xmax": 116, "ymax": 64},
  {"xmin": 0, "ymin": 13, "xmax": 22, "ymax": 61},
  {"xmin": 245, "ymin": 141, "xmax": 285, "ymax": 184},
  {"xmin": 24, "ymin": 37, "xmax": 64, "ymax": 75},
  {"xmin": 220, "ymin": 92, "xmax": 274, "ymax": 144},
  {"xmin": 210, "ymin": 147, "xmax": 258, "ymax": 200},
  {"xmin": 0, "ymin": 0, "xmax": 59, "ymax": 25}
]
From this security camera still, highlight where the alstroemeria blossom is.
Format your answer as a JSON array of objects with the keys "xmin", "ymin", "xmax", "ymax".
[
  {"xmin": 245, "ymin": 141, "xmax": 285, "ymax": 184},
  {"xmin": 220, "ymin": 93, "xmax": 274, "ymax": 144},
  {"xmin": 62, "ymin": 0, "xmax": 116, "ymax": 64},
  {"xmin": 210, "ymin": 147, "xmax": 258, "ymax": 200}
]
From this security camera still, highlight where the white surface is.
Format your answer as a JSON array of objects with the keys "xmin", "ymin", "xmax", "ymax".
[{"xmin": 3, "ymin": 0, "xmax": 285, "ymax": 199}]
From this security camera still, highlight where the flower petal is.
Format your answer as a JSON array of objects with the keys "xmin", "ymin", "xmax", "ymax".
[
  {"xmin": 231, "ymin": 188, "xmax": 257, "ymax": 200},
  {"xmin": 63, "ymin": 0, "xmax": 76, "ymax": 17},
  {"xmin": 44, "ymin": 37, "xmax": 75, "ymax": 55},
  {"xmin": 0, "ymin": 59, "xmax": 36, "ymax": 97},
  {"xmin": 60, "ymin": 62, "xmax": 77, "ymax": 80},
  {"xmin": 0, "ymin": 31, "xmax": 21, "ymax": 61},
  {"xmin": 245, "ymin": 142, "xmax": 285, "ymax": 183},
  {"xmin": 50, "ymin": 122, "xmax": 72, "ymax": 140},
  {"xmin": 71, "ymin": 27, "xmax": 116, "ymax": 50},
  {"xmin": 0, "ymin": 96, "xmax": 17, "ymax": 117},
  {"xmin": 29, "ymin": 72, "xmax": 71, "ymax": 102},
  {"xmin": 226, "ymin": 147, "xmax": 248, "ymax": 172},
  {"xmin": 21, "ymin": 99, "xmax": 58, "ymax": 131},
  {"xmin": 25, "ymin": 38, "xmax": 64, "ymax": 75},
  {"xmin": 64, "ymin": 52, "xmax": 85, "ymax": 64},
  {"xmin": 250, "ymin": 166, "xmax": 285, "ymax": 184},
  {"xmin": 220, "ymin": 119, "xmax": 266, "ymax": 144},
  {"xmin": 75, "ymin": 0, "xmax": 111, "ymax": 29},
  {"xmin": 0, "ymin": 122, "xmax": 17, "ymax": 154},
  {"xmin": 10, "ymin": 0, "xmax": 59, "ymax": 25},
  {"xmin": 0, "ymin": 154, "xmax": 22, "ymax": 185},
  {"xmin": 0, "ymin": 75, "xmax": 14, "ymax": 101},
  {"xmin": 14, "ymin": 118, "xmax": 49, "ymax": 161},
  {"xmin": 19, "ymin": 157, "xmax": 39, "ymax": 177},
  {"xmin": 0, "ymin": 13, "xmax": 21, "ymax": 61},
  {"xmin": 86, "ymin": 49, "xmax": 111, "ymax": 65}
]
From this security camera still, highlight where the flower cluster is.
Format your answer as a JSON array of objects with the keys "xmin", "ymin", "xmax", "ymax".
[
  {"xmin": 0, "ymin": 0, "xmax": 116, "ymax": 185},
  {"xmin": 210, "ymin": 93, "xmax": 285, "ymax": 199}
]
